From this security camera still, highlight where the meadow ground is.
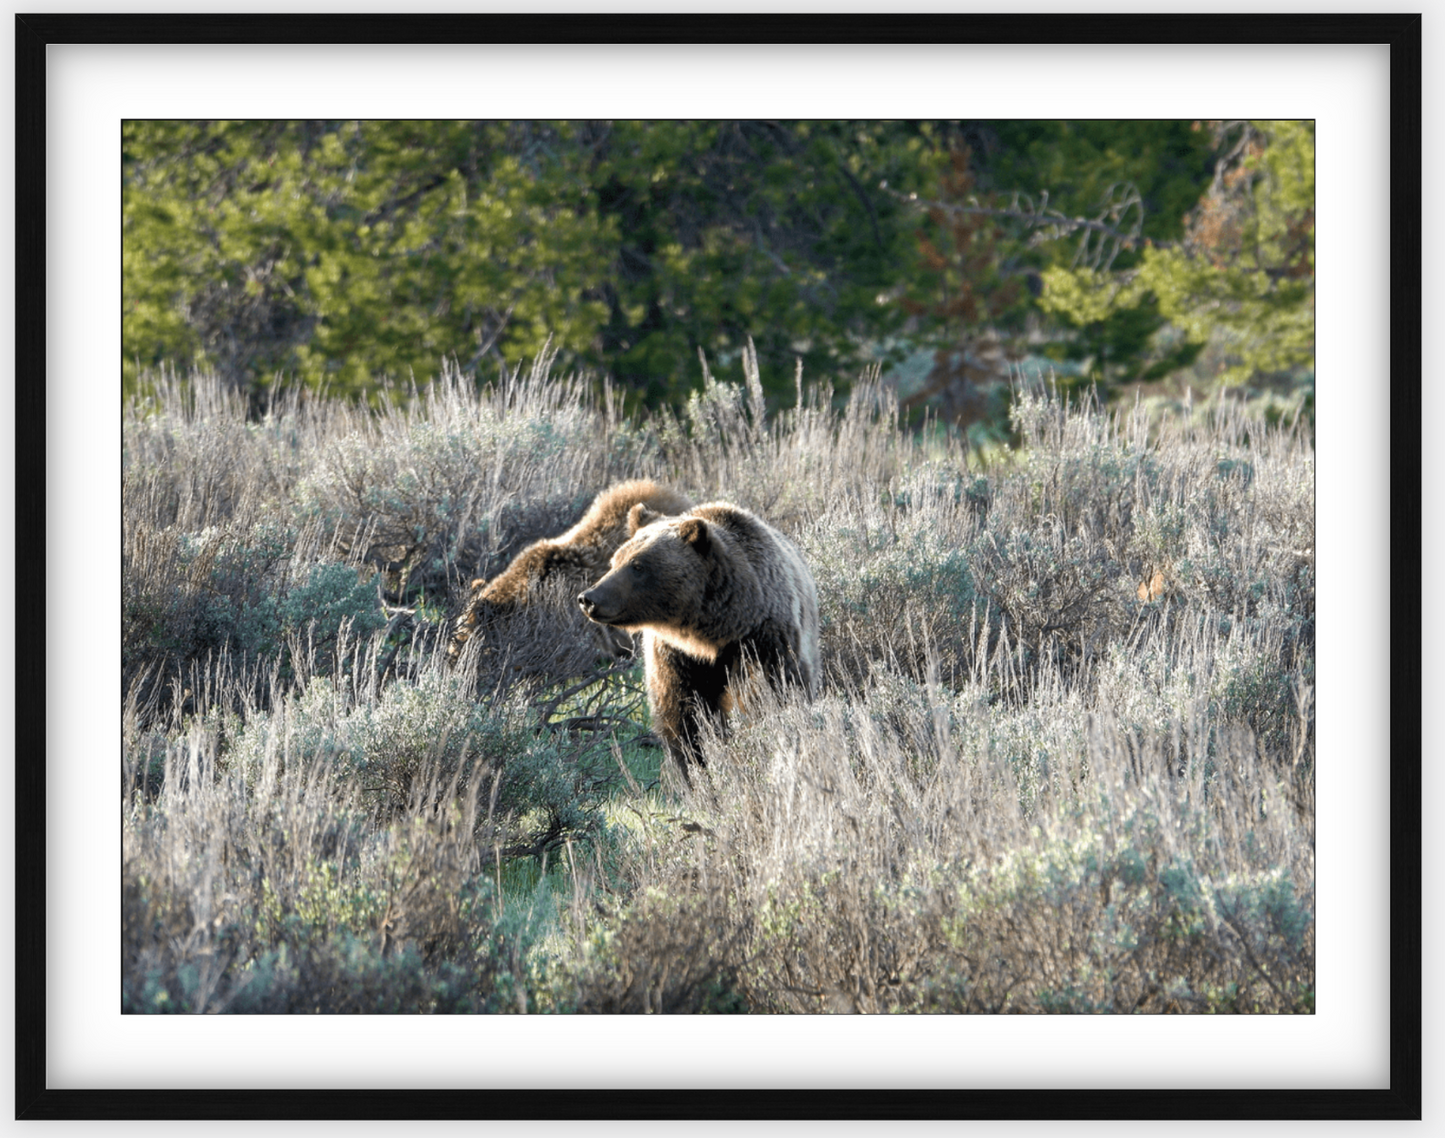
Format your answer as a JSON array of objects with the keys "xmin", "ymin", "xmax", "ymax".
[{"xmin": 122, "ymin": 353, "xmax": 1314, "ymax": 1013}]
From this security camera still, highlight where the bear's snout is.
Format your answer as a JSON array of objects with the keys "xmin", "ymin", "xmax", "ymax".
[
  {"xmin": 578, "ymin": 585, "xmax": 616, "ymax": 624},
  {"xmin": 580, "ymin": 575, "xmax": 635, "ymax": 626}
]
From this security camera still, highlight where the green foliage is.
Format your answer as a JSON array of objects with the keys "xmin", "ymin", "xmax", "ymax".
[
  {"xmin": 1033, "ymin": 277, "xmax": 1207, "ymax": 389},
  {"xmin": 1039, "ymin": 121, "xmax": 1314, "ymax": 388},
  {"xmin": 166, "ymin": 550, "xmax": 376, "ymax": 679},
  {"xmin": 589, "ymin": 121, "xmax": 942, "ymax": 404},
  {"xmin": 124, "ymin": 121, "xmax": 614, "ymax": 397},
  {"xmin": 124, "ymin": 120, "xmax": 940, "ymax": 405},
  {"xmin": 911, "ymin": 120, "xmax": 1215, "ymax": 338},
  {"xmin": 892, "ymin": 121, "xmax": 1217, "ymax": 402},
  {"xmin": 122, "ymin": 510, "xmax": 384, "ymax": 695},
  {"xmin": 260, "ymin": 560, "xmax": 387, "ymax": 652},
  {"xmin": 125, "ymin": 119, "xmax": 1313, "ymax": 433},
  {"xmin": 975, "ymin": 120, "xmax": 1216, "ymax": 249}
]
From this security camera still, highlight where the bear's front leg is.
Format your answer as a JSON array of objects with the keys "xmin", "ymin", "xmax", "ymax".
[
  {"xmin": 744, "ymin": 624, "xmax": 814, "ymax": 698},
  {"xmin": 646, "ymin": 637, "xmax": 729, "ymax": 774}
]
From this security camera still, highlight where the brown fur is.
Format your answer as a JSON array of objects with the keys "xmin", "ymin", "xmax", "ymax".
[
  {"xmin": 578, "ymin": 500, "xmax": 820, "ymax": 773},
  {"xmin": 448, "ymin": 480, "xmax": 693, "ymax": 664}
]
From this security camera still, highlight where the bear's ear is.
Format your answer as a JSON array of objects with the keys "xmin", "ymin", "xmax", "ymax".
[
  {"xmin": 628, "ymin": 503, "xmax": 661, "ymax": 535},
  {"xmin": 677, "ymin": 517, "xmax": 710, "ymax": 555},
  {"xmin": 469, "ymin": 578, "xmax": 488, "ymax": 591}
]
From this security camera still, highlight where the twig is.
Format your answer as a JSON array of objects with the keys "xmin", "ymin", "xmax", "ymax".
[
  {"xmin": 883, "ymin": 183, "xmax": 1158, "ymax": 271},
  {"xmin": 375, "ymin": 610, "xmax": 416, "ymax": 686},
  {"xmin": 556, "ymin": 714, "xmax": 643, "ymax": 733},
  {"xmin": 535, "ymin": 661, "xmax": 637, "ymax": 723}
]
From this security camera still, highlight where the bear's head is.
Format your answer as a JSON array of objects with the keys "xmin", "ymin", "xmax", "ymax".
[
  {"xmin": 577, "ymin": 515, "xmax": 711, "ymax": 632},
  {"xmin": 626, "ymin": 501, "xmax": 667, "ymax": 535}
]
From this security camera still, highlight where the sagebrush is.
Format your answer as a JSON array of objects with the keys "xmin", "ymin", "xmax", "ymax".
[{"xmin": 123, "ymin": 351, "xmax": 1313, "ymax": 1013}]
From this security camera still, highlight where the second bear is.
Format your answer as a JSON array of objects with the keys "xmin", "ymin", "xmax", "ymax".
[
  {"xmin": 577, "ymin": 500, "xmax": 820, "ymax": 772},
  {"xmin": 449, "ymin": 479, "xmax": 693, "ymax": 664}
]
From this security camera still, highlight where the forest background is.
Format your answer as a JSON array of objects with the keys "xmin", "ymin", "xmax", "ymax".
[{"xmin": 122, "ymin": 118, "xmax": 1314, "ymax": 432}]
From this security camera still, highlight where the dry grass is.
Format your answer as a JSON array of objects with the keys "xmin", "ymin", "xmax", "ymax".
[{"xmin": 122, "ymin": 351, "xmax": 1314, "ymax": 1013}]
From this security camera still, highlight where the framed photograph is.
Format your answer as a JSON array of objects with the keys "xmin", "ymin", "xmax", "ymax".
[{"xmin": 16, "ymin": 9, "xmax": 1420, "ymax": 1121}]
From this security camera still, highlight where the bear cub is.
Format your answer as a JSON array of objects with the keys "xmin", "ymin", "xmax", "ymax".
[
  {"xmin": 578, "ymin": 500, "xmax": 820, "ymax": 773},
  {"xmin": 449, "ymin": 479, "xmax": 692, "ymax": 665}
]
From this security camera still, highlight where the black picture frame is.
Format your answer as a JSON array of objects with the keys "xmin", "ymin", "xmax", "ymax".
[{"xmin": 16, "ymin": 12, "xmax": 1422, "ymax": 1121}]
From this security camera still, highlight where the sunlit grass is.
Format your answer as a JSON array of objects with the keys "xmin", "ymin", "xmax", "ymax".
[{"xmin": 123, "ymin": 355, "xmax": 1313, "ymax": 1013}]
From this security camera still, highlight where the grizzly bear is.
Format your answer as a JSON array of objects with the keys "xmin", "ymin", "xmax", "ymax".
[
  {"xmin": 577, "ymin": 500, "xmax": 820, "ymax": 773},
  {"xmin": 448, "ymin": 479, "xmax": 693, "ymax": 665}
]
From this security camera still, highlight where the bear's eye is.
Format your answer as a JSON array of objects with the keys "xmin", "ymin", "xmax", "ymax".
[{"xmin": 630, "ymin": 562, "xmax": 644, "ymax": 576}]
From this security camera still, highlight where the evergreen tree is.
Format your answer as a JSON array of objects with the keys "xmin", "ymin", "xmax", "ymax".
[
  {"xmin": 1037, "ymin": 121, "xmax": 1314, "ymax": 388},
  {"xmin": 123, "ymin": 120, "xmax": 938, "ymax": 404}
]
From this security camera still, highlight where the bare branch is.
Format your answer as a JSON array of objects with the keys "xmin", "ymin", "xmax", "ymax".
[{"xmin": 884, "ymin": 181, "xmax": 1163, "ymax": 272}]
